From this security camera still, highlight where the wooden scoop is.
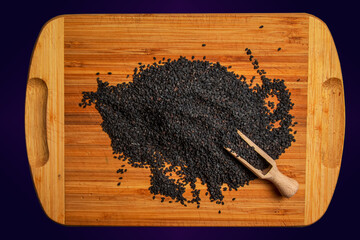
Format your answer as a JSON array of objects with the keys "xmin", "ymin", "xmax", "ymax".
[{"xmin": 225, "ymin": 130, "xmax": 299, "ymax": 198}]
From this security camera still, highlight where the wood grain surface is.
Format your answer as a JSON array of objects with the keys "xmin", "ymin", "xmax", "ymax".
[{"xmin": 25, "ymin": 13, "xmax": 345, "ymax": 226}]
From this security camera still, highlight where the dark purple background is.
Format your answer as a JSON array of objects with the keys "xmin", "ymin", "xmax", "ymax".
[{"xmin": 1, "ymin": 0, "xmax": 358, "ymax": 239}]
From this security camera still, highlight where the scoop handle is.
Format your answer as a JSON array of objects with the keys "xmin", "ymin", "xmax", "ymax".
[{"xmin": 266, "ymin": 166, "xmax": 299, "ymax": 198}]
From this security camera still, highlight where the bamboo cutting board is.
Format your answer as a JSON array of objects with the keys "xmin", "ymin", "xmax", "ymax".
[{"xmin": 25, "ymin": 13, "xmax": 345, "ymax": 226}]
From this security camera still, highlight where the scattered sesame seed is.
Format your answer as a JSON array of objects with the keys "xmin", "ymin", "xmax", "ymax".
[{"xmin": 80, "ymin": 49, "xmax": 296, "ymax": 208}]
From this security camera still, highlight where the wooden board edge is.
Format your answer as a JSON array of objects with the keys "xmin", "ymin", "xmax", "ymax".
[
  {"xmin": 53, "ymin": 12, "xmax": 309, "ymax": 17},
  {"xmin": 304, "ymin": 14, "xmax": 345, "ymax": 226},
  {"xmin": 25, "ymin": 16, "xmax": 65, "ymax": 224}
]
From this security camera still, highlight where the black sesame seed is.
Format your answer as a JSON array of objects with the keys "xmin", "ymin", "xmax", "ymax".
[
  {"xmin": 277, "ymin": 48, "xmax": 281, "ymax": 51},
  {"xmin": 108, "ymin": 72, "xmax": 112, "ymax": 75},
  {"xmin": 96, "ymin": 72, "xmax": 100, "ymax": 75},
  {"xmin": 259, "ymin": 25, "xmax": 264, "ymax": 28},
  {"xmin": 202, "ymin": 44, "xmax": 206, "ymax": 47},
  {"xmin": 80, "ymin": 49, "xmax": 296, "ymax": 208}
]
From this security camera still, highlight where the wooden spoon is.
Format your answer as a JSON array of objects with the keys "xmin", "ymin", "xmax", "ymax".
[{"xmin": 225, "ymin": 130, "xmax": 299, "ymax": 198}]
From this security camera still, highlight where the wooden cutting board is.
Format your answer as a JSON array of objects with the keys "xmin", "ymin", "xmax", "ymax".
[{"xmin": 25, "ymin": 13, "xmax": 345, "ymax": 226}]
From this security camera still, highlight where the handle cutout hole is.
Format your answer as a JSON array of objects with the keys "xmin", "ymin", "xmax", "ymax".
[
  {"xmin": 25, "ymin": 78, "xmax": 49, "ymax": 167},
  {"xmin": 321, "ymin": 78, "xmax": 345, "ymax": 168}
]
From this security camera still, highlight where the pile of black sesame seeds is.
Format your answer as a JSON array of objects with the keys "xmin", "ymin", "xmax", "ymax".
[{"xmin": 79, "ymin": 48, "xmax": 297, "ymax": 210}]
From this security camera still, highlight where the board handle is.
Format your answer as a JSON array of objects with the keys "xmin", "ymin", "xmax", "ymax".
[
  {"xmin": 25, "ymin": 16, "xmax": 65, "ymax": 224},
  {"xmin": 265, "ymin": 166, "xmax": 299, "ymax": 198},
  {"xmin": 305, "ymin": 14, "xmax": 345, "ymax": 225},
  {"xmin": 25, "ymin": 78, "xmax": 49, "ymax": 168}
]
